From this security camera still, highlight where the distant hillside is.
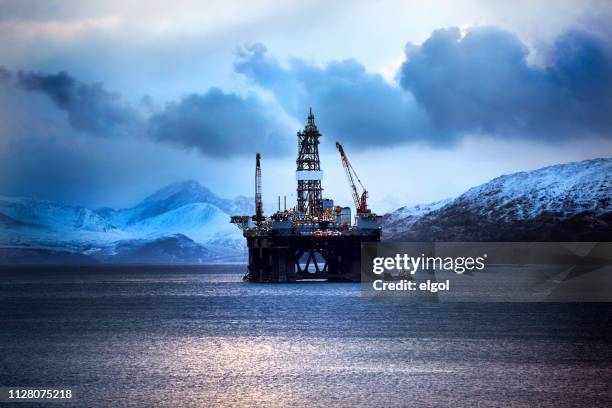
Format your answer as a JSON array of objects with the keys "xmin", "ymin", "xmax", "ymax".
[
  {"xmin": 0, "ymin": 180, "xmax": 250, "ymax": 264},
  {"xmin": 383, "ymin": 158, "xmax": 612, "ymax": 241}
]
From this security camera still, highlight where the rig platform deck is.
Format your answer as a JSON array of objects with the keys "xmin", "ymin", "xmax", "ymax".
[{"xmin": 244, "ymin": 230, "xmax": 381, "ymax": 282}]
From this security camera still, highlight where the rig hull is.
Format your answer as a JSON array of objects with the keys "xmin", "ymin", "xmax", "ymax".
[{"xmin": 245, "ymin": 232, "xmax": 381, "ymax": 282}]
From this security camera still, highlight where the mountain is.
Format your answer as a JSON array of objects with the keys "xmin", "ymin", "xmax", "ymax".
[
  {"xmin": 90, "ymin": 234, "xmax": 214, "ymax": 264},
  {"xmin": 104, "ymin": 180, "xmax": 254, "ymax": 225},
  {"xmin": 383, "ymin": 158, "xmax": 612, "ymax": 241},
  {"xmin": 0, "ymin": 181, "xmax": 250, "ymax": 264},
  {"xmin": 0, "ymin": 196, "xmax": 118, "ymax": 233},
  {"xmin": 3, "ymin": 158, "xmax": 610, "ymax": 264},
  {"xmin": 382, "ymin": 198, "xmax": 453, "ymax": 239}
]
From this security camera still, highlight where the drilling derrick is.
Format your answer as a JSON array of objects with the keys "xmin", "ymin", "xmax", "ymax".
[
  {"xmin": 254, "ymin": 153, "xmax": 263, "ymax": 222},
  {"xmin": 230, "ymin": 108, "xmax": 382, "ymax": 282},
  {"xmin": 296, "ymin": 108, "xmax": 323, "ymax": 217}
]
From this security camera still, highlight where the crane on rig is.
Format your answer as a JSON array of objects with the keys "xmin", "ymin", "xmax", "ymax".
[
  {"xmin": 254, "ymin": 152, "xmax": 264, "ymax": 222},
  {"xmin": 336, "ymin": 142, "xmax": 370, "ymax": 214}
]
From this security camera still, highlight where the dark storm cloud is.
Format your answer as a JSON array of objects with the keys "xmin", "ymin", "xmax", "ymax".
[
  {"xmin": 148, "ymin": 88, "xmax": 291, "ymax": 157},
  {"xmin": 235, "ymin": 44, "xmax": 438, "ymax": 149},
  {"xmin": 0, "ymin": 79, "xmax": 132, "ymax": 205},
  {"xmin": 17, "ymin": 70, "xmax": 141, "ymax": 136},
  {"xmin": 237, "ymin": 26, "xmax": 612, "ymax": 149},
  {"xmin": 0, "ymin": 77, "xmax": 265, "ymax": 206},
  {"xmin": 4, "ymin": 22, "xmax": 612, "ymax": 180},
  {"xmin": 399, "ymin": 26, "xmax": 612, "ymax": 139},
  {"xmin": 3, "ymin": 67, "xmax": 290, "ymax": 158}
]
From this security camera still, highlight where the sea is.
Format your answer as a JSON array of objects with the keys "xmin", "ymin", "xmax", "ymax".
[{"xmin": 0, "ymin": 265, "xmax": 611, "ymax": 407}]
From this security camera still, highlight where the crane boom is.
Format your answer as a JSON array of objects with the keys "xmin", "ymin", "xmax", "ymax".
[{"xmin": 336, "ymin": 142, "xmax": 369, "ymax": 214}]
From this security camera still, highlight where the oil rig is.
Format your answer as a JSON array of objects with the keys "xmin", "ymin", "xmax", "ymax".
[{"xmin": 231, "ymin": 109, "xmax": 381, "ymax": 282}]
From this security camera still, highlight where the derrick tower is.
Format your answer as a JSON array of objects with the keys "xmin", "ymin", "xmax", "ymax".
[
  {"xmin": 254, "ymin": 153, "xmax": 263, "ymax": 222},
  {"xmin": 296, "ymin": 108, "xmax": 323, "ymax": 216}
]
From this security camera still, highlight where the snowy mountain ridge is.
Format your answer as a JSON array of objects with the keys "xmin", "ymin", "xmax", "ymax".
[
  {"xmin": 382, "ymin": 198, "xmax": 453, "ymax": 239},
  {"xmin": 383, "ymin": 157, "xmax": 612, "ymax": 241},
  {"xmin": 459, "ymin": 158, "xmax": 612, "ymax": 221},
  {"xmin": 0, "ymin": 181, "xmax": 250, "ymax": 263}
]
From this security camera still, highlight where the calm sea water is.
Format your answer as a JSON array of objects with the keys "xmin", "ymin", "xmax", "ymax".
[{"xmin": 0, "ymin": 265, "xmax": 611, "ymax": 407}]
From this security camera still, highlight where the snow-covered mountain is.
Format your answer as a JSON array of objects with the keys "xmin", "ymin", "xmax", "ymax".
[
  {"xmin": 382, "ymin": 198, "xmax": 453, "ymax": 239},
  {"xmin": 101, "ymin": 180, "xmax": 253, "ymax": 226},
  {"xmin": 0, "ymin": 196, "xmax": 118, "ymax": 233},
  {"xmin": 383, "ymin": 158, "xmax": 612, "ymax": 241},
  {"xmin": 3, "ymin": 158, "xmax": 610, "ymax": 264},
  {"xmin": 0, "ymin": 180, "xmax": 250, "ymax": 264}
]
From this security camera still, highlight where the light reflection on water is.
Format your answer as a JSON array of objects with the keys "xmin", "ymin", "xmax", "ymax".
[{"xmin": 0, "ymin": 264, "xmax": 611, "ymax": 407}]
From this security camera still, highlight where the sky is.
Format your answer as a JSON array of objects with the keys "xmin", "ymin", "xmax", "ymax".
[{"xmin": 1, "ymin": 0, "xmax": 612, "ymax": 211}]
